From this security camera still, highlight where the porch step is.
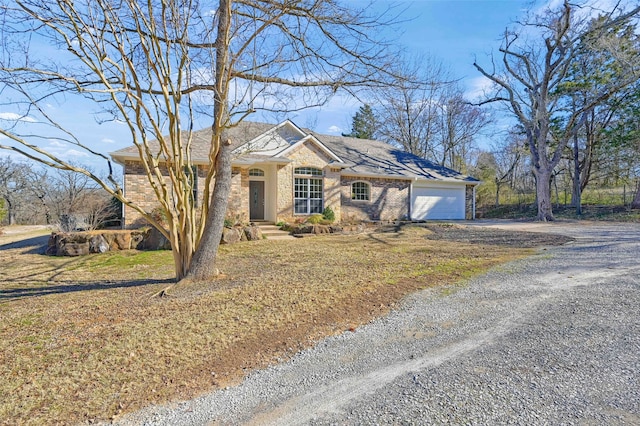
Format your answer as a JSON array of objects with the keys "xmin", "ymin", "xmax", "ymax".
[{"xmin": 255, "ymin": 223, "xmax": 295, "ymax": 240}]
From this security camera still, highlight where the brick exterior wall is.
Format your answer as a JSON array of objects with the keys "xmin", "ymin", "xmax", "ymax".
[
  {"xmin": 123, "ymin": 141, "xmax": 469, "ymax": 227},
  {"xmin": 340, "ymin": 176, "xmax": 410, "ymax": 222},
  {"xmin": 325, "ymin": 167, "xmax": 342, "ymax": 222},
  {"xmin": 276, "ymin": 163, "xmax": 293, "ymax": 221},
  {"xmin": 123, "ymin": 161, "xmax": 207, "ymax": 227},
  {"xmin": 227, "ymin": 167, "xmax": 249, "ymax": 223}
]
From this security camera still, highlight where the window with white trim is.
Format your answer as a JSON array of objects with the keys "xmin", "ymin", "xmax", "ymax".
[
  {"xmin": 295, "ymin": 167, "xmax": 323, "ymax": 176},
  {"xmin": 294, "ymin": 167, "xmax": 323, "ymax": 214},
  {"xmin": 351, "ymin": 181, "xmax": 370, "ymax": 201},
  {"xmin": 249, "ymin": 168, "xmax": 264, "ymax": 176}
]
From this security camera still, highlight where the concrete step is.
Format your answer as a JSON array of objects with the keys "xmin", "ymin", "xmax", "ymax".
[{"xmin": 255, "ymin": 223, "xmax": 295, "ymax": 240}]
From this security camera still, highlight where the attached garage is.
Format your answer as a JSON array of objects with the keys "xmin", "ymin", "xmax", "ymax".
[{"xmin": 411, "ymin": 184, "xmax": 466, "ymax": 220}]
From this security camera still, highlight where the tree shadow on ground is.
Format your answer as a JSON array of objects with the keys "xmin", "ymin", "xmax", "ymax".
[
  {"xmin": 0, "ymin": 235, "xmax": 50, "ymax": 254},
  {"xmin": 0, "ymin": 278, "xmax": 175, "ymax": 302}
]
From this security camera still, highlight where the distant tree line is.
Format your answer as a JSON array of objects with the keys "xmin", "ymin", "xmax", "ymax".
[
  {"xmin": 345, "ymin": 1, "xmax": 640, "ymax": 217},
  {"xmin": 0, "ymin": 156, "xmax": 120, "ymax": 230},
  {"xmin": 343, "ymin": 59, "xmax": 492, "ymax": 175}
]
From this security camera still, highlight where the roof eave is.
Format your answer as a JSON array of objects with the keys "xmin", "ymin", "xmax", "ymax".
[
  {"xmin": 231, "ymin": 157, "xmax": 292, "ymax": 167},
  {"xmin": 339, "ymin": 171, "xmax": 413, "ymax": 181}
]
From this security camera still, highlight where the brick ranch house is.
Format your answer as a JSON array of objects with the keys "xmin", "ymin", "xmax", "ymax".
[{"xmin": 110, "ymin": 120, "xmax": 479, "ymax": 227}]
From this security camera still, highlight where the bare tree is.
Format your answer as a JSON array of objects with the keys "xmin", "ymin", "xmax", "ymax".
[
  {"xmin": 374, "ymin": 59, "xmax": 490, "ymax": 171},
  {"xmin": 80, "ymin": 191, "xmax": 118, "ymax": 230},
  {"xmin": 492, "ymin": 130, "xmax": 526, "ymax": 206},
  {"xmin": 434, "ymin": 89, "xmax": 492, "ymax": 172},
  {"xmin": 23, "ymin": 167, "xmax": 53, "ymax": 225},
  {"xmin": 0, "ymin": 0, "xmax": 401, "ymax": 282},
  {"xmin": 473, "ymin": 0, "xmax": 640, "ymax": 220},
  {"xmin": 0, "ymin": 156, "xmax": 29, "ymax": 225},
  {"xmin": 47, "ymin": 167, "xmax": 115, "ymax": 231},
  {"xmin": 374, "ymin": 58, "xmax": 448, "ymax": 159}
]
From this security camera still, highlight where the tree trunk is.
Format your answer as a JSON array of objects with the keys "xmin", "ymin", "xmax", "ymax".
[
  {"xmin": 181, "ymin": 0, "xmax": 232, "ymax": 283},
  {"xmin": 184, "ymin": 138, "xmax": 233, "ymax": 281},
  {"xmin": 7, "ymin": 200, "xmax": 16, "ymax": 225},
  {"xmin": 534, "ymin": 169, "xmax": 555, "ymax": 221},
  {"xmin": 571, "ymin": 133, "xmax": 582, "ymax": 215},
  {"xmin": 632, "ymin": 180, "xmax": 640, "ymax": 209}
]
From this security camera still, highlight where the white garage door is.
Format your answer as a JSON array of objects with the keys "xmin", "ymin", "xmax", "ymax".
[{"xmin": 411, "ymin": 186, "xmax": 466, "ymax": 220}]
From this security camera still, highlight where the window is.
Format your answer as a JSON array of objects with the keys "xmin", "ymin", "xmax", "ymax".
[
  {"xmin": 294, "ymin": 167, "xmax": 323, "ymax": 214},
  {"xmin": 294, "ymin": 167, "xmax": 323, "ymax": 176},
  {"xmin": 351, "ymin": 181, "xmax": 370, "ymax": 201},
  {"xmin": 249, "ymin": 168, "xmax": 264, "ymax": 177}
]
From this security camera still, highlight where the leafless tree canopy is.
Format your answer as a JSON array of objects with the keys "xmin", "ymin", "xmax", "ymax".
[
  {"xmin": 0, "ymin": 0, "xmax": 404, "ymax": 280},
  {"xmin": 0, "ymin": 156, "xmax": 116, "ymax": 228},
  {"xmin": 473, "ymin": 0, "xmax": 640, "ymax": 220},
  {"xmin": 373, "ymin": 59, "xmax": 491, "ymax": 172}
]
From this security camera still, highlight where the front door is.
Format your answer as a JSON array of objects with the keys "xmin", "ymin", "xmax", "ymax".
[{"xmin": 249, "ymin": 181, "xmax": 265, "ymax": 220}]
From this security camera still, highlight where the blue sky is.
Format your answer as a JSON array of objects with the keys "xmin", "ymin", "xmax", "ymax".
[
  {"xmin": 296, "ymin": 0, "xmax": 532, "ymax": 136},
  {"xmin": 1, "ymin": 0, "xmax": 613, "ymax": 173}
]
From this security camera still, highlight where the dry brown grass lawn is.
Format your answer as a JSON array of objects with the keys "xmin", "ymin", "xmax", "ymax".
[{"xmin": 0, "ymin": 224, "xmax": 565, "ymax": 425}]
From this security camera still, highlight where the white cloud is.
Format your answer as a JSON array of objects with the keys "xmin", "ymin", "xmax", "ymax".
[
  {"xmin": 65, "ymin": 149, "xmax": 89, "ymax": 158},
  {"xmin": 327, "ymin": 125, "xmax": 342, "ymax": 134},
  {"xmin": 465, "ymin": 76, "xmax": 496, "ymax": 102},
  {"xmin": 0, "ymin": 112, "xmax": 37, "ymax": 122},
  {"xmin": 101, "ymin": 138, "xmax": 115, "ymax": 144},
  {"xmin": 48, "ymin": 140, "xmax": 66, "ymax": 147}
]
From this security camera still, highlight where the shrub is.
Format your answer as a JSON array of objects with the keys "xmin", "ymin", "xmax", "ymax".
[
  {"xmin": 149, "ymin": 206, "xmax": 169, "ymax": 226},
  {"xmin": 306, "ymin": 214, "xmax": 324, "ymax": 224},
  {"xmin": 322, "ymin": 206, "xmax": 335, "ymax": 223}
]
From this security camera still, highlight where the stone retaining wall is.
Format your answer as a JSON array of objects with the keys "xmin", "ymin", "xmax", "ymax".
[
  {"xmin": 47, "ymin": 224, "xmax": 265, "ymax": 256},
  {"xmin": 46, "ymin": 228, "xmax": 170, "ymax": 256}
]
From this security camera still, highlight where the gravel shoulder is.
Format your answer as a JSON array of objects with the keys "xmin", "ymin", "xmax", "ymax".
[{"xmin": 113, "ymin": 221, "xmax": 640, "ymax": 425}]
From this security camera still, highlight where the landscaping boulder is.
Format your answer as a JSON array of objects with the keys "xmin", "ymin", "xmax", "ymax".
[
  {"xmin": 112, "ymin": 232, "xmax": 132, "ymax": 250},
  {"xmin": 130, "ymin": 230, "xmax": 145, "ymax": 249},
  {"xmin": 138, "ymin": 227, "xmax": 171, "ymax": 250},
  {"xmin": 313, "ymin": 224, "xmax": 331, "ymax": 234},
  {"xmin": 221, "ymin": 227, "xmax": 242, "ymax": 244},
  {"xmin": 46, "ymin": 233, "xmax": 61, "ymax": 255},
  {"xmin": 294, "ymin": 224, "xmax": 314, "ymax": 234},
  {"xmin": 89, "ymin": 235, "xmax": 109, "ymax": 253},
  {"xmin": 59, "ymin": 242, "xmax": 90, "ymax": 256},
  {"xmin": 340, "ymin": 223, "xmax": 365, "ymax": 234},
  {"xmin": 243, "ymin": 225, "xmax": 263, "ymax": 241},
  {"xmin": 45, "ymin": 222, "xmax": 265, "ymax": 256}
]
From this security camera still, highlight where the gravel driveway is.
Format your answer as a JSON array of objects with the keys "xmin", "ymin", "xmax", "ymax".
[{"xmin": 115, "ymin": 221, "xmax": 640, "ymax": 425}]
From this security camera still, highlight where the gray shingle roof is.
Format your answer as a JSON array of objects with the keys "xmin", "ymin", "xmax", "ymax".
[
  {"xmin": 110, "ymin": 120, "xmax": 478, "ymax": 184},
  {"xmin": 110, "ymin": 121, "xmax": 275, "ymax": 160},
  {"xmin": 311, "ymin": 132, "xmax": 478, "ymax": 183}
]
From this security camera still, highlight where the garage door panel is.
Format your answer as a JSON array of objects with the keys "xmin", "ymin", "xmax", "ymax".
[{"xmin": 411, "ymin": 186, "xmax": 465, "ymax": 220}]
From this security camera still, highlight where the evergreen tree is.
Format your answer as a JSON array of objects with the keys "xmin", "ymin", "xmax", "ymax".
[{"xmin": 343, "ymin": 104, "xmax": 378, "ymax": 139}]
